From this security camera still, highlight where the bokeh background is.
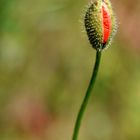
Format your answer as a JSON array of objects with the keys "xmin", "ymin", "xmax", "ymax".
[{"xmin": 0, "ymin": 0, "xmax": 140, "ymax": 140}]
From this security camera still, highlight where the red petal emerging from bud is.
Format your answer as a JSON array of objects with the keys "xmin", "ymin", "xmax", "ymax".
[{"xmin": 102, "ymin": 2, "xmax": 111, "ymax": 45}]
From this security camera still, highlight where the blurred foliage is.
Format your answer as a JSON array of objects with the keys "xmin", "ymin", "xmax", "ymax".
[{"xmin": 0, "ymin": 0, "xmax": 140, "ymax": 140}]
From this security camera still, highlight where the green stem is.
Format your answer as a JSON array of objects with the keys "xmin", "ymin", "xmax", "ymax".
[{"xmin": 72, "ymin": 49, "xmax": 102, "ymax": 140}]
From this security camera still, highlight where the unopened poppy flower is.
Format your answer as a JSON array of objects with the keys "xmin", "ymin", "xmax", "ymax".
[
  {"xmin": 72, "ymin": 1, "xmax": 117, "ymax": 140},
  {"xmin": 84, "ymin": 0, "xmax": 117, "ymax": 50}
]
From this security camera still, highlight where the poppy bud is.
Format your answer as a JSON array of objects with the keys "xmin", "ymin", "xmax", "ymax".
[{"xmin": 84, "ymin": 0, "xmax": 117, "ymax": 50}]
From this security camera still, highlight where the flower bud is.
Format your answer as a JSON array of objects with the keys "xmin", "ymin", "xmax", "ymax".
[{"xmin": 84, "ymin": 0, "xmax": 117, "ymax": 50}]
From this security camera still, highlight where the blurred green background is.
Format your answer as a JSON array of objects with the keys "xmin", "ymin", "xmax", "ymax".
[{"xmin": 0, "ymin": 0, "xmax": 140, "ymax": 140}]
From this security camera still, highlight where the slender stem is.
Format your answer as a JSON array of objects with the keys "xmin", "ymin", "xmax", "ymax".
[{"xmin": 72, "ymin": 49, "xmax": 102, "ymax": 140}]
